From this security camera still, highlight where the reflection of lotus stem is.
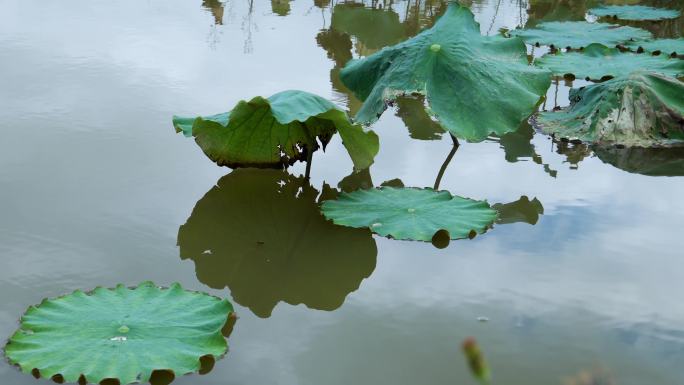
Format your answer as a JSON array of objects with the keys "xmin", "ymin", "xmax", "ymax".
[
  {"xmin": 305, "ymin": 148, "xmax": 313, "ymax": 179},
  {"xmin": 433, "ymin": 134, "xmax": 459, "ymax": 190}
]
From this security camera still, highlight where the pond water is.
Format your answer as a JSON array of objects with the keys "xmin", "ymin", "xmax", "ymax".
[{"xmin": 1, "ymin": 0, "xmax": 684, "ymax": 384}]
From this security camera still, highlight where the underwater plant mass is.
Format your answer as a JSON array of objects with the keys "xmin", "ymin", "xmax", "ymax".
[{"xmin": 1, "ymin": 0, "xmax": 684, "ymax": 385}]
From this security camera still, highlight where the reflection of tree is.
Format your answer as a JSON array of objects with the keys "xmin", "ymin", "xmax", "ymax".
[
  {"xmin": 243, "ymin": 0, "xmax": 257, "ymax": 53},
  {"xmin": 554, "ymin": 140, "xmax": 592, "ymax": 169},
  {"xmin": 271, "ymin": 0, "xmax": 292, "ymax": 16},
  {"xmin": 526, "ymin": 0, "xmax": 598, "ymax": 26},
  {"xmin": 202, "ymin": 0, "xmax": 226, "ymax": 25},
  {"xmin": 177, "ymin": 168, "xmax": 377, "ymax": 318}
]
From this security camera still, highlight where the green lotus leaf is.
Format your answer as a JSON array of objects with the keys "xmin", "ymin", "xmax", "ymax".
[
  {"xmin": 4, "ymin": 282, "xmax": 233, "ymax": 385},
  {"xmin": 534, "ymin": 72, "xmax": 684, "ymax": 147},
  {"xmin": 536, "ymin": 43, "xmax": 684, "ymax": 81},
  {"xmin": 331, "ymin": 4, "xmax": 406, "ymax": 50},
  {"xmin": 510, "ymin": 21, "xmax": 651, "ymax": 49},
  {"xmin": 339, "ymin": 3, "xmax": 551, "ymax": 142},
  {"xmin": 593, "ymin": 146, "xmax": 684, "ymax": 176},
  {"xmin": 589, "ymin": 5, "xmax": 681, "ymax": 21},
  {"xmin": 178, "ymin": 168, "xmax": 377, "ymax": 318},
  {"xmin": 626, "ymin": 38, "xmax": 684, "ymax": 57},
  {"xmin": 320, "ymin": 187, "xmax": 497, "ymax": 242},
  {"xmin": 172, "ymin": 90, "xmax": 379, "ymax": 171}
]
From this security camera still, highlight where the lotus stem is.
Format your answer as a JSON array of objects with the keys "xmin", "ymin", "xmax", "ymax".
[{"xmin": 433, "ymin": 134, "xmax": 459, "ymax": 190}]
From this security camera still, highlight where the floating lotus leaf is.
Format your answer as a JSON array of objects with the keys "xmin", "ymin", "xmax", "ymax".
[
  {"xmin": 339, "ymin": 3, "xmax": 551, "ymax": 142},
  {"xmin": 4, "ymin": 282, "xmax": 233, "ymax": 385},
  {"xmin": 626, "ymin": 38, "xmax": 684, "ymax": 57},
  {"xmin": 589, "ymin": 5, "xmax": 681, "ymax": 21},
  {"xmin": 593, "ymin": 146, "xmax": 684, "ymax": 176},
  {"xmin": 536, "ymin": 43, "xmax": 684, "ymax": 81},
  {"xmin": 534, "ymin": 72, "xmax": 684, "ymax": 146},
  {"xmin": 331, "ymin": 4, "xmax": 406, "ymax": 50},
  {"xmin": 320, "ymin": 187, "xmax": 497, "ymax": 242},
  {"xmin": 510, "ymin": 21, "xmax": 651, "ymax": 49},
  {"xmin": 173, "ymin": 90, "xmax": 379, "ymax": 171},
  {"xmin": 178, "ymin": 168, "xmax": 377, "ymax": 318}
]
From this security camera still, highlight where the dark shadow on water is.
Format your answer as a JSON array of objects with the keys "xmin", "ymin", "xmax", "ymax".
[
  {"xmin": 593, "ymin": 146, "xmax": 684, "ymax": 177},
  {"xmin": 493, "ymin": 196, "xmax": 545, "ymax": 225},
  {"xmin": 177, "ymin": 168, "xmax": 377, "ymax": 318}
]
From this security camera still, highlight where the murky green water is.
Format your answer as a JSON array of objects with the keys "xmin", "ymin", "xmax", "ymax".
[{"xmin": 2, "ymin": 0, "xmax": 684, "ymax": 384}]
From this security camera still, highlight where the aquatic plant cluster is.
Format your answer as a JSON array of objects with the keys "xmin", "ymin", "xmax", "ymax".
[{"xmin": 3, "ymin": 1, "xmax": 683, "ymax": 384}]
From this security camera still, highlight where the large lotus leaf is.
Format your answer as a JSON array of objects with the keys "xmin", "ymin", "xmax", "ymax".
[
  {"xmin": 626, "ymin": 38, "xmax": 684, "ymax": 57},
  {"xmin": 4, "ymin": 282, "xmax": 233, "ymax": 385},
  {"xmin": 534, "ymin": 72, "xmax": 684, "ymax": 146},
  {"xmin": 510, "ymin": 21, "xmax": 651, "ymax": 49},
  {"xmin": 593, "ymin": 146, "xmax": 684, "ymax": 176},
  {"xmin": 331, "ymin": 4, "xmax": 406, "ymax": 50},
  {"xmin": 172, "ymin": 90, "xmax": 379, "ymax": 171},
  {"xmin": 339, "ymin": 3, "xmax": 551, "ymax": 142},
  {"xmin": 320, "ymin": 187, "xmax": 497, "ymax": 242},
  {"xmin": 536, "ymin": 43, "xmax": 684, "ymax": 81},
  {"xmin": 589, "ymin": 5, "xmax": 681, "ymax": 21},
  {"xmin": 177, "ymin": 168, "xmax": 377, "ymax": 318}
]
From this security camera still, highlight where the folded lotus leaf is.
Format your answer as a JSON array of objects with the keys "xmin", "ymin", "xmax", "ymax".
[
  {"xmin": 536, "ymin": 43, "xmax": 684, "ymax": 81},
  {"xmin": 589, "ymin": 5, "xmax": 681, "ymax": 21},
  {"xmin": 178, "ymin": 168, "xmax": 377, "ymax": 318},
  {"xmin": 172, "ymin": 90, "xmax": 379, "ymax": 171},
  {"xmin": 626, "ymin": 38, "xmax": 684, "ymax": 57},
  {"xmin": 339, "ymin": 3, "xmax": 551, "ymax": 142},
  {"xmin": 510, "ymin": 21, "xmax": 651, "ymax": 49},
  {"xmin": 4, "ymin": 282, "xmax": 233, "ymax": 385},
  {"xmin": 320, "ymin": 187, "xmax": 497, "ymax": 242},
  {"xmin": 534, "ymin": 72, "xmax": 684, "ymax": 147}
]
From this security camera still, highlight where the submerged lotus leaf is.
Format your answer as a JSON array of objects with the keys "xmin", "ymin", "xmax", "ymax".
[
  {"xmin": 589, "ymin": 5, "xmax": 681, "ymax": 21},
  {"xmin": 4, "ymin": 282, "xmax": 233, "ymax": 385},
  {"xmin": 534, "ymin": 72, "xmax": 684, "ymax": 147},
  {"xmin": 178, "ymin": 168, "xmax": 377, "ymax": 318},
  {"xmin": 536, "ymin": 43, "xmax": 684, "ymax": 81},
  {"xmin": 320, "ymin": 187, "xmax": 497, "ymax": 241},
  {"xmin": 172, "ymin": 90, "xmax": 379, "ymax": 171},
  {"xmin": 510, "ymin": 21, "xmax": 651, "ymax": 49},
  {"xmin": 339, "ymin": 3, "xmax": 551, "ymax": 142},
  {"xmin": 626, "ymin": 38, "xmax": 684, "ymax": 57}
]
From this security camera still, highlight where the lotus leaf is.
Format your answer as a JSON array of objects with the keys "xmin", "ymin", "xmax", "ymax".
[
  {"xmin": 173, "ymin": 90, "xmax": 379, "ymax": 171},
  {"xmin": 178, "ymin": 168, "xmax": 377, "ymax": 318},
  {"xmin": 534, "ymin": 72, "xmax": 684, "ymax": 146},
  {"xmin": 589, "ymin": 5, "xmax": 681, "ymax": 21},
  {"xmin": 510, "ymin": 21, "xmax": 651, "ymax": 49},
  {"xmin": 536, "ymin": 43, "xmax": 684, "ymax": 81},
  {"xmin": 320, "ymin": 187, "xmax": 497, "ymax": 242},
  {"xmin": 4, "ymin": 282, "xmax": 233, "ymax": 385},
  {"xmin": 339, "ymin": 3, "xmax": 551, "ymax": 142},
  {"xmin": 626, "ymin": 38, "xmax": 684, "ymax": 57}
]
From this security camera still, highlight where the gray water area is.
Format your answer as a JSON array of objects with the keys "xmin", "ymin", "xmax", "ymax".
[{"xmin": 1, "ymin": 0, "xmax": 684, "ymax": 384}]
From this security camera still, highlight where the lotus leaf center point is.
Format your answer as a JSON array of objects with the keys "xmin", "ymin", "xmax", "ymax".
[{"xmin": 430, "ymin": 44, "xmax": 441, "ymax": 52}]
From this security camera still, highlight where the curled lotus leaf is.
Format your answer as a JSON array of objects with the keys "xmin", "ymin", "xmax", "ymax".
[
  {"xmin": 626, "ymin": 38, "xmax": 684, "ymax": 57},
  {"xmin": 534, "ymin": 72, "xmax": 684, "ymax": 147},
  {"xmin": 178, "ymin": 168, "xmax": 377, "ymax": 318},
  {"xmin": 339, "ymin": 3, "xmax": 551, "ymax": 142},
  {"xmin": 536, "ymin": 43, "xmax": 684, "ymax": 81},
  {"xmin": 510, "ymin": 21, "xmax": 651, "ymax": 49},
  {"xmin": 3, "ymin": 282, "xmax": 234, "ymax": 385},
  {"xmin": 589, "ymin": 5, "xmax": 681, "ymax": 21},
  {"xmin": 320, "ymin": 187, "xmax": 497, "ymax": 242},
  {"xmin": 172, "ymin": 90, "xmax": 379, "ymax": 171}
]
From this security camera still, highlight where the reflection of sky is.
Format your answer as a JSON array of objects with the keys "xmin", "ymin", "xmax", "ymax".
[{"xmin": 1, "ymin": 0, "xmax": 684, "ymax": 384}]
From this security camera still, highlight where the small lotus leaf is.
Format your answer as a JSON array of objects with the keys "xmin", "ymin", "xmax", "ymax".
[
  {"xmin": 534, "ymin": 72, "xmax": 684, "ymax": 147},
  {"xmin": 589, "ymin": 5, "xmax": 681, "ymax": 21},
  {"xmin": 339, "ymin": 3, "xmax": 551, "ymax": 142},
  {"xmin": 626, "ymin": 38, "xmax": 684, "ymax": 57},
  {"xmin": 4, "ymin": 282, "xmax": 233, "ymax": 385},
  {"xmin": 172, "ymin": 90, "xmax": 379, "ymax": 171},
  {"xmin": 320, "ymin": 187, "xmax": 497, "ymax": 242},
  {"xmin": 536, "ymin": 43, "xmax": 684, "ymax": 81},
  {"xmin": 510, "ymin": 21, "xmax": 652, "ymax": 49}
]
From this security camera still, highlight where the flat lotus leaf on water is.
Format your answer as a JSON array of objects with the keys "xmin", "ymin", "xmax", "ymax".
[
  {"xmin": 534, "ymin": 72, "xmax": 684, "ymax": 147},
  {"xmin": 177, "ymin": 168, "xmax": 377, "ymax": 318},
  {"xmin": 593, "ymin": 146, "xmax": 684, "ymax": 176},
  {"xmin": 339, "ymin": 3, "xmax": 551, "ymax": 142},
  {"xmin": 510, "ymin": 21, "xmax": 651, "ymax": 49},
  {"xmin": 172, "ymin": 90, "xmax": 379, "ymax": 171},
  {"xmin": 589, "ymin": 5, "xmax": 681, "ymax": 21},
  {"xmin": 626, "ymin": 38, "xmax": 684, "ymax": 57},
  {"xmin": 320, "ymin": 187, "xmax": 498, "ymax": 242},
  {"xmin": 535, "ymin": 43, "xmax": 684, "ymax": 81},
  {"xmin": 4, "ymin": 282, "xmax": 233, "ymax": 385}
]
